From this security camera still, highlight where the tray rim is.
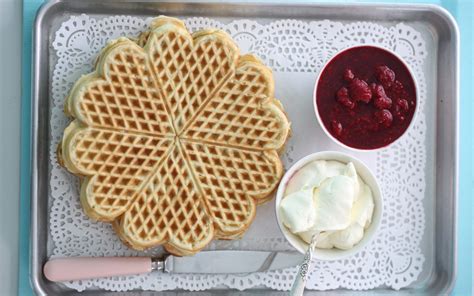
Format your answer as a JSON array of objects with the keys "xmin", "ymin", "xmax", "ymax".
[{"xmin": 30, "ymin": 1, "xmax": 460, "ymax": 295}]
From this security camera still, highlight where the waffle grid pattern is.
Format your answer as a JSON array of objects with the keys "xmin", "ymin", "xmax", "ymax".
[
  {"xmin": 182, "ymin": 140, "xmax": 282, "ymax": 236},
  {"xmin": 148, "ymin": 28, "xmax": 237, "ymax": 133},
  {"xmin": 68, "ymin": 127, "xmax": 173, "ymax": 218},
  {"xmin": 80, "ymin": 46, "xmax": 174, "ymax": 136},
  {"xmin": 119, "ymin": 145, "xmax": 213, "ymax": 252},
  {"xmin": 60, "ymin": 16, "xmax": 289, "ymax": 255},
  {"xmin": 183, "ymin": 62, "xmax": 285, "ymax": 150}
]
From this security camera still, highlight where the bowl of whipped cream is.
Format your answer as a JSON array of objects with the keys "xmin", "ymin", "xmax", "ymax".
[{"xmin": 275, "ymin": 151, "xmax": 382, "ymax": 260}]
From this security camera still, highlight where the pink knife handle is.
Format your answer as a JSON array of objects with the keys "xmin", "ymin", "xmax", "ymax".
[{"xmin": 43, "ymin": 257, "xmax": 152, "ymax": 282}]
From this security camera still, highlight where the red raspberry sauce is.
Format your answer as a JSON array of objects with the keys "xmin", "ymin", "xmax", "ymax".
[{"xmin": 316, "ymin": 46, "xmax": 416, "ymax": 149}]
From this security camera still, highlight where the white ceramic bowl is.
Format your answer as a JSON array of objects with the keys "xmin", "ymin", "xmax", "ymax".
[
  {"xmin": 275, "ymin": 151, "xmax": 383, "ymax": 260},
  {"xmin": 313, "ymin": 45, "xmax": 419, "ymax": 151}
]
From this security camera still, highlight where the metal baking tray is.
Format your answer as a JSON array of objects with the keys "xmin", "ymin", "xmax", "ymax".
[{"xmin": 30, "ymin": 1, "xmax": 459, "ymax": 295}]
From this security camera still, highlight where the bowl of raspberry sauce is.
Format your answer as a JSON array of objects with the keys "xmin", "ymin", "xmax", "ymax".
[{"xmin": 314, "ymin": 45, "xmax": 418, "ymax": 150}]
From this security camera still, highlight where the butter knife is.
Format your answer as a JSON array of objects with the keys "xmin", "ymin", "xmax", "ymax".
[{"xmin": 44, "ymin": 250, "xmax": 303, "ymax": 282}]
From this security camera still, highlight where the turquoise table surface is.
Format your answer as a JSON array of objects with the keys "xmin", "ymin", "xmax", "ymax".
[{"xmin": 19, "ymin": 0, "xmax": 472, "ymax": 295}]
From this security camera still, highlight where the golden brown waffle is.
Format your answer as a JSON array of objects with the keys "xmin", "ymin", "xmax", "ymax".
[{"xmin": 59, "ymin": 16, "xmax": 290, "ymax": 256}]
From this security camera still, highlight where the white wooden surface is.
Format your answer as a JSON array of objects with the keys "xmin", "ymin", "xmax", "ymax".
[{"xmin": 0, "ymin": 0, "xmax": 21, "ymax": 294}]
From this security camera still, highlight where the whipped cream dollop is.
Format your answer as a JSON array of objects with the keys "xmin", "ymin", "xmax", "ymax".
[{"xmin": 279, "ymin": 160, "xmax": 374, "ymax": 250}]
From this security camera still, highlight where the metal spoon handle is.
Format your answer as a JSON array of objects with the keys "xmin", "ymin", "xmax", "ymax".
[{"xmin": 289, "ymin": 234, "xmax": 319, "ymax": 296}]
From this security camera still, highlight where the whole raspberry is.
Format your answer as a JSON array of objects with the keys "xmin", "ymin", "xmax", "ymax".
[
  {"xmin": 374, "ymin": 96, "xmax": 392, "ymax": 109},
  {"xmin": 336, "ymin": 87, "xmax": 355, "ymax": 109},
  {"xmin": 372, "ymin": 84, "xmax": 387, "ymax": 98},
  {"xmin": 338, "ymin": 97, "xmax": 356, "ymax": 109},
  {"xmin": 375, "ymin": 65, "xmax": 396, "ymax": 88},
  {"xmin": 331, "ymin": 120, "xmax": 343, "ymax": 137},
  {"xmin": 372, "ymin": 84, "xmax": 392, "ymax": 109},
  {"xmin": 343, "ymin": 68, "xmax": 355, "ymax": 82},
  {"xmin": 397, "ymin": 99, "xmax": 409, "ymax": 112},
  {"xmin": 336, "ymin": 86, "xmax": 349, "ymax": 99},
  {"xmin": 349, "ymin": 78, "xmax": 372, "ymax": 103},
  {"xmin": 391, "ymin": 80, "xmax": 404, "ymax": 95},
  {"xmin": 374, "ymin": 109, "xmax": 393, "ymax": 128}
]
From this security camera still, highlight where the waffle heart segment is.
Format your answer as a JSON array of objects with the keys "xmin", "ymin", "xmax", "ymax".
[
  {"xmin": 181, "ymin": 140, "xmax": 283, "ymax": 238},
  {"xmin": 59, "ymin": 121, "xmax": 174, "ymax": 221},
  {"xmin": 183, "ymin": 54, "xmax": 290, "ymax": 150},
  {"xmin": 115, "ymin": 144, "xmax": 214, "ymax": 256},
  {"xmin": 145, "ymin": 17, "xmax": 240, "ymax": 133},
  {"xmin": 65, "ymin": 38, "xmax": 175, "ymax": 136}
]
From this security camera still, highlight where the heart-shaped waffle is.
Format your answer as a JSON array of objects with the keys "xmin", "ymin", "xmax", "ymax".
[{"xmin": 59, "ymin": 16, "xmax": 290, "ymax": 255}]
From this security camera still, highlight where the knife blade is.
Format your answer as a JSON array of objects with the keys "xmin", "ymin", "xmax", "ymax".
[
  {"xmin": 164, "ymin": 250, "xmax": 302, "ymax": 274},
  {"xmin": 44, "ymin": 250, "xmax": 303, "ymax": 282}
]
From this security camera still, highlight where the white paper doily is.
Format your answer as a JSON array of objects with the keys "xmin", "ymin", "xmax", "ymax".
[{"xmin": 49, "ymin": 15, "xmax": 427, "ymax": 292}]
